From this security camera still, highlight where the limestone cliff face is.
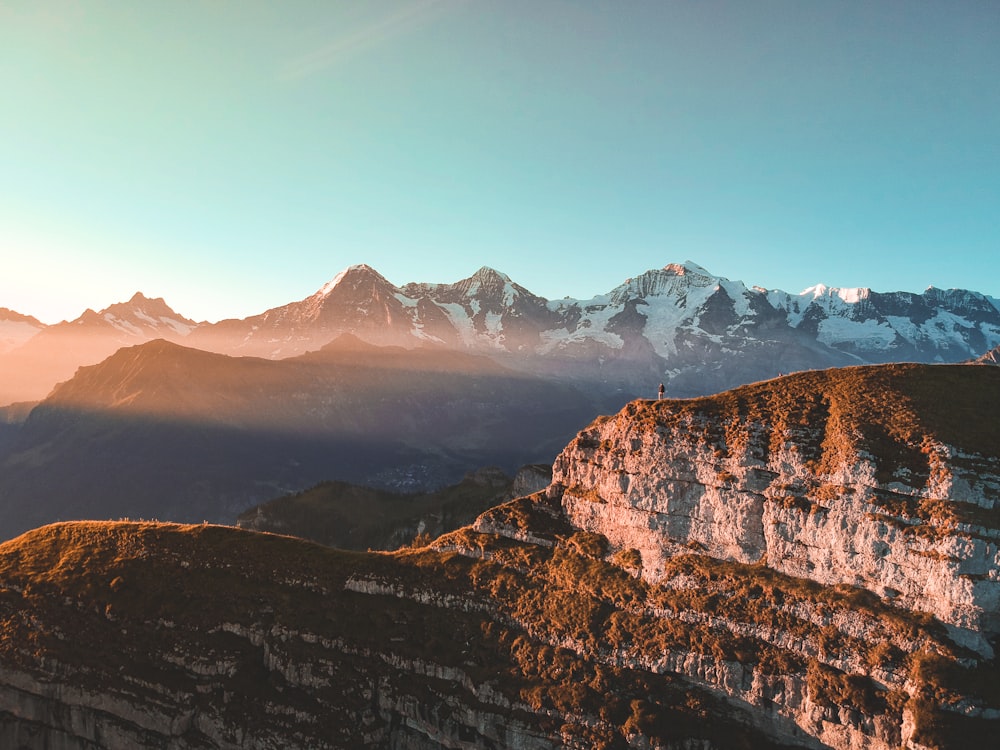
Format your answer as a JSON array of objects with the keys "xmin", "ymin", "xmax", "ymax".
[{"xmin": 553, "ymin": 364, "xmax": 1000, "ymax": 654}]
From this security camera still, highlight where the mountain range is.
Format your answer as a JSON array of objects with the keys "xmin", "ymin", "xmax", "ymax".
[
  {"xmin": 0, "ymin": 293, "xmax": 195, "ymax": 406},
  {"xmin": 2, "ymin": 260, "xmax": 1000, "ymax": 540},
  {"xmin": 1, "ymin": 362, "xmax": 996, "ymax": 749},
  {"xmin": 3, "ymin": 261, "xmax": 1000, "ymax": 406}
]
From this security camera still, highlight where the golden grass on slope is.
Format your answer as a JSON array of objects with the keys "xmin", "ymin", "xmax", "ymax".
[
  {"xmin": 614, "ymin": 364, "xmax": 1000, "ymax": 528},
  {"xmin": 0, "ymin": 520, "xmax": 809, "ymax": 749},
  {"xmin": 3, "ymin": 463, "xmax": 998, "ymax": 750}
]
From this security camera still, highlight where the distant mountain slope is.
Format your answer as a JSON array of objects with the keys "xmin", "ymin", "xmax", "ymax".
[
  {"xmin": 0, "ymin": 293, "xmax": 196, "ymax": 405},
  {"xmin": 0, "ymin": 307, "xmax": 45, "ymax": 354},
  {"xmin": 1, "ymin": 362, "xmax": 997, "ymax": 748},
  {"xmin": 0, "ymin": 337, "xmax": 595, "ymax": 539},
  {"xmin": 186, "ymin": 262, "xmax": 1000, "ymax": 400}
]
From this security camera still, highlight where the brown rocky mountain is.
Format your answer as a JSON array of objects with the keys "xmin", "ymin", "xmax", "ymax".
[{"xmin": 0, "ymin": 362, "xmax": 996, "ymax": 748}]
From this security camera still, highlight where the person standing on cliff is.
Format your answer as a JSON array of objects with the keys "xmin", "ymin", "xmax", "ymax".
[{"xmin": 657, "ymin": 383, "xmax": 665, "ymax": 400}]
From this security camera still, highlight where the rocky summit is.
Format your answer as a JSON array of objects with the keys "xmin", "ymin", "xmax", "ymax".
[{"xmin": 0, "ymin": 363, "xmax": 998, "ymax": 749}]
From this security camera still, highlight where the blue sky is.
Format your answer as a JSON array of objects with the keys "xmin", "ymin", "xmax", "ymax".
[{"xmin": 1, "ymin": 1, "xmax": 998, "ymax": 323}]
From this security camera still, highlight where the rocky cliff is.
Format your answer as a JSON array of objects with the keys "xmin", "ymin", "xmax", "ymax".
[
  {"xmin": 0, "ymin": 364, "xmax": 997, "ymax": 749},
  {"xmin": 554, "ymin": 364, "xmax": 1000, "ymax": 654}
]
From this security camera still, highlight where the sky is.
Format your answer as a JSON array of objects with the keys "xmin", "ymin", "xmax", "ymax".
[{"xmin": 1, "ymin": 1, "xmax": 998, "ymax": 324}]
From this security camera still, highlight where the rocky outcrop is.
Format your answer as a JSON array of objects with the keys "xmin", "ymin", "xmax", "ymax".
[{"xmin": 553, "ymin": 364, "xmax": 1000, "ymax": 654}]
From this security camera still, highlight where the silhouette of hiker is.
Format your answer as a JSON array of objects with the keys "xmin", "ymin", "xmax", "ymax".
[{"xmin": 657, "ymin": 383, "xmax": 665, "ymax": 400}]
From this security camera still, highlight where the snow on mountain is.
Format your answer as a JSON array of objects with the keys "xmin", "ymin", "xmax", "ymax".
[
  {"xmin": 89, "ymin": 292, "xmax": 196, "ymax": 338},
  {"xmin": 407, "ymin": 266, "xmax": 557, "ymax": 352},
  {"xmin": 545, "ymin": 262, "xmax": 761, "ymax": 361},
  {"xmin": 183, "ymin": 260, "xmax": 1000, "ymax": 402},
  {"xmin": 7, "ymin": 262, "xmax": 1000, "ymax": 407}
]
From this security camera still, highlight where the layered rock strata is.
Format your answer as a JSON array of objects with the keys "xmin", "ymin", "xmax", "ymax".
[{"xmin": 554, "ymin": 364, "xmax": 1000, "ymax": 654}]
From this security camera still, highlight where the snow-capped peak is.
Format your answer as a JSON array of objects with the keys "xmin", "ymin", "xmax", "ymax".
[
  {"xmin": 470, "ymin": 266, "xmax": 512, "ymax": 284},
  {"xmin": 610, "ymin": 262, "xmax": 721, "ymax": 305},
  {"xmin": 663, "ymin": 260, "xmax": 713, "ymax": 277},
  {"xmin": 800, "ymin": 284, "xmax": 870, "ymax": 304},
  {"xmin": 318, "ymin": 264, "xmax": 384, "ymax": 297},
  {"xmin": 451, "ymin": 267, "xmax": 524, "ymax": 306},
  {"xmin": 94, "ymin": 293, "xmax": 195, "ymax": 336}
]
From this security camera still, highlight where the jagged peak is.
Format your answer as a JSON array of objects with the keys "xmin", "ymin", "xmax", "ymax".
[
  {"xmin": 663, "ymin": 260, "xmax": 713, "ymax": 278},
  {"xmin": 0, "ymin": 307, "xmax": 44, "ymax": 326},
  {"xmin": 470, "ymin": 266, "xmax": 512, "ymax": 284},
  {"xmin": 99, "ymin": 292, "xmax": 178, "ymax": 314},
  {"xmin": 92, "ymin": 294, "xmax": 195, "ymax": 333},
  {"xmin": 609, "ymin": 262, "xmax": 722, "ymax": 304},
  {"xmin": 451, "ymin": 266, "xmax": 528, "ymax": 305},
  {"xmin": 318, "ymin": 264, "xmax": 392, "ymax": 297}
]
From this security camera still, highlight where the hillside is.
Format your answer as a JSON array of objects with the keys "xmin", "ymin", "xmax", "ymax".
[
  {"xmin": 0, "ymin": 337, "xmax": 594, "ymax": 540},
  {"xmin": 0, "ymin": 363, "xmax": 997, "ymax": 748},
  {"xmin": 0, "ymin": 293, "xmax": 195, "ymax": 405},
  {"xmin": 235, "ymin": 465, "xmax": 526, "ymax": 551}
]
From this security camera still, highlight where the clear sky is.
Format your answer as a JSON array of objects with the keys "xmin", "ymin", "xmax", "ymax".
[{"xmin": 1, "ymin": 1, "xmax": 998, "ymax": 324}]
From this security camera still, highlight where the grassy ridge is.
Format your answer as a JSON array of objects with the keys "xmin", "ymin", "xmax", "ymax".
[{"xmin": 2, "ymin": 512, "xmax": 995, "ymax": 748}]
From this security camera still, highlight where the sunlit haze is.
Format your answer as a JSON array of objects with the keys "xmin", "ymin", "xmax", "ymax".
[{"xmin": 2, "ymin": 1, "xmax": 997, "ymax": 324}]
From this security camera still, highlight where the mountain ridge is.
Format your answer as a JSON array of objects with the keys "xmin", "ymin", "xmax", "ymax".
[
  {"xmin": 4, "ymin": 262, "xmax": 1000, "ymax": 406},
  {"xmin": 0, "ymin": 294, "xmax": 196, "ymax": 405}
]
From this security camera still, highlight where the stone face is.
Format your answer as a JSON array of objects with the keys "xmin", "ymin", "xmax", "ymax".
[{"xmin": 553, "ymin": 365, "xmax": 1000, "ymax": 653}]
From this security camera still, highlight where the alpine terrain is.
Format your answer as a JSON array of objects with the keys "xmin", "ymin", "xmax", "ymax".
[
  {"xmin": 0, "ymin": 294, "xmax": 196, "ymax": 406},
  {"xmin": 3, "ymin": 261, "xmax": 1000, "ymax": 408},
  {"xmin": 0, "ymin": 363, "xmax": 997, "ymax": 749}
]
